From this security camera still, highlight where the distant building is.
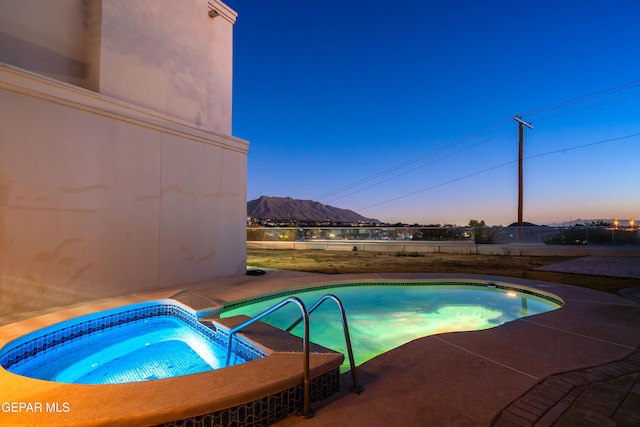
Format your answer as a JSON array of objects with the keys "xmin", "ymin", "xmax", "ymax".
[{"xmin": 0, "ymin": 1, "xmax": 248, "ymax": 316}]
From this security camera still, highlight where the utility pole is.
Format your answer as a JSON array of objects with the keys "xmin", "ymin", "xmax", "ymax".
[{"xmin": 514, "ymin": 116, "xmax": 533, "ymax": 227}]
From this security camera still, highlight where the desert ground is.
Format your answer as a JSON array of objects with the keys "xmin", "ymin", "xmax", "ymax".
[{"xmin": 247, "ymin": 249, "xmax": 640, "ymax": 294}]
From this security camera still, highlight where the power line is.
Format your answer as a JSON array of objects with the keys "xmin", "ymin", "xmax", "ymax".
[
  {"xmin": 356, "ymin": 132, "xmax": 640, "ymax": 212},
  {"xmin": 356, "ymin": 160, "xmax": 517, "ymax": 211},
  {"xmin": 528, "ymin": 92, "xmax": 640, "ymax": 123},
  {"xmin": 526, "ymin": 132, "xmax": 640, "ymax": 160},
  {"xmin": 520, "ymin": 80, "xmax": 640, "ymax": 118},
  {"xmin": 312, "ymin": 119, "xmax": 513, "ymax": 201},
  {"xmin": 324, "ymin": 131, "xmax": 507, "ymax": 205},
  {"xmin": 313, "ymin": 79, "xmax": 640, "ymax": 205}
]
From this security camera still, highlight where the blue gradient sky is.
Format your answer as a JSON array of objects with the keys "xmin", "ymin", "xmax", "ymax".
[{"xmin": 225, "ymin": 0, "xmax": 640, "ymax": 226}]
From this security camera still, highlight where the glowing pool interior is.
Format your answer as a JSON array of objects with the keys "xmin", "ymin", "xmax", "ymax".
[
  {"xmin": 0, "ymin": 301, "xmax": 264, "ymax": 384},
  {"xmin": 221, "ymin": 282, "xmax": 563, "ymax": 369}
]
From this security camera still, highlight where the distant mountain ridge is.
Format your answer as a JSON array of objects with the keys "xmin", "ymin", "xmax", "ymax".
[{"xmin": 247, "ymin": 196, "xmax": 380, "ymax": 223}]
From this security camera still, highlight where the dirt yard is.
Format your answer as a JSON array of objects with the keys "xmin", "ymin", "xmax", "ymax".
[{"xmin": 247, "ymin": 249, "xmax": 640, "ymax": 294}]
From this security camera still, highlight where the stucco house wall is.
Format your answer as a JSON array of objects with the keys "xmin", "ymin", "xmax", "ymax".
[{"xmin": 0, "ymin": 0, "xmax": 247, "ymax": 316}]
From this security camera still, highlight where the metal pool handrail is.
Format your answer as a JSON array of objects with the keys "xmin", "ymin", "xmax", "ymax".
[
  {"xmin": 225, "ymin": 296, "xmax": 314, "ymax": 418},
  {"xmin": 285, "ymin": 294, "xmax": 363, "ymax": 393}
]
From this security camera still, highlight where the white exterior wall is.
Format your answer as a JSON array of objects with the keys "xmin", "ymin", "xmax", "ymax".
[
  {"xmin": 0, "ymin": 0, "xmax": 235, "ymax": 133},
  {"xmin": 0, "ymin": 0, "xmax": 89, "ymax": 87},
  {"xmin": 96, "ymin": 0, "xmax": 235, "ymax": 134},
  {"xmin": 0, "ymin": 1, "xmax": 246, "ymax": 316}
]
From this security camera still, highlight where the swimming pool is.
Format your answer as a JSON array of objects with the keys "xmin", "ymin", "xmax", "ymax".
[
  {"xmin": 0, "ymin": 301, "xmax": 265, "ymax": 384},
  {"xmin": 221, "ymin": 281, "xmax": 563, "ymax": 368}
]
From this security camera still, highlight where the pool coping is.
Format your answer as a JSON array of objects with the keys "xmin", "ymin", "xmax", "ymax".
[{"xmin": 1, "ymin": 271, "xmax": 639, "ymax": 426}]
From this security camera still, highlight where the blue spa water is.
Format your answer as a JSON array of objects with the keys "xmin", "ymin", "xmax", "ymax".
[
  {"xmin": 7, "ymin": 315, "xmax": 246, "ymax": 384},
  {"xmin": 221, "ymin": 283, "xmax": 562, "ymax": 369}
]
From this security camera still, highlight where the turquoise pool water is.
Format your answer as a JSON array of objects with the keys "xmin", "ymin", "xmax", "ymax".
[
  {"xmin": 9, "ymin": 316, "xmax": 236, "ymax": 384},
  {"xmin": 221, "ymin": 282, "xmax": 562, "ymax": 369},
  {"xmin": 0, "ymin": 302, "xmax": 257, "ymax": 384}
]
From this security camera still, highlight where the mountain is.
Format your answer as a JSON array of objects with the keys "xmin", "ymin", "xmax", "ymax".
[{"xmin": 247, "ymin": 196, "xmax": 380, "ymax": 223}]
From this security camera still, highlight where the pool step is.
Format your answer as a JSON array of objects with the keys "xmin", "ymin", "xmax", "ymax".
[
  {"xmin": 214, "ymin": 314, "xmax": 340, "ymax": 354},
  {"xmin": 169, "ymin": 289, "xmax": 223, "ymax": 317}
]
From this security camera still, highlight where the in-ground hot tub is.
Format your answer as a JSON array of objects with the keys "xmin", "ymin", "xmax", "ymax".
[
  {"xmin": 0, "ymin": 301, "xmax": 262, "ymax": 384},
  {"xmin": 0, "ymin": 292, "xmax": 343, "ymax": 426}
]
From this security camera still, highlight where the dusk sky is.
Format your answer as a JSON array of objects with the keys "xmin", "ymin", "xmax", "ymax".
[{"xmin": 225, "ymin": 0, "xmax": 640, "ymax": 226}]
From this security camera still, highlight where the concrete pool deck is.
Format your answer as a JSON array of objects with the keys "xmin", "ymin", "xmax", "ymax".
[
  {"xmin": 170, "ymin": 267, "xmax": 640, "ymax": 426},
  {"xmin": 1, "ymin": 258, "xmax": 639, "ymax": 426}
]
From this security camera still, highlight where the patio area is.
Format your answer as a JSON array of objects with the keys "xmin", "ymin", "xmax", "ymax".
[
  {"xmin": 1, "ymin": 260, "xmax": 639, "ymax": 426},
  {"xmin": 186, "ymin": 268, "xmax": 640, "ymax": 426},
  {"xmin": 157, "ymin": 264, "xmax": 639, "ymax": 425}
]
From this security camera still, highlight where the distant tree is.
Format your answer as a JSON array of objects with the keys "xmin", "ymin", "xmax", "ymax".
[{"xmin": 468, "ymin": 219, "xmax": 486, "ymax": 227}]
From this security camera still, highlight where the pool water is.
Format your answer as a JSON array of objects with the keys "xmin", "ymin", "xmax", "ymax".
[
  {"xmin": 6, "ymin": 315, "xmax": 246, "ymax": 384},
  {"xmin": 222, "ymin": 283, "xmax": 562, "ymax": 369}
]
